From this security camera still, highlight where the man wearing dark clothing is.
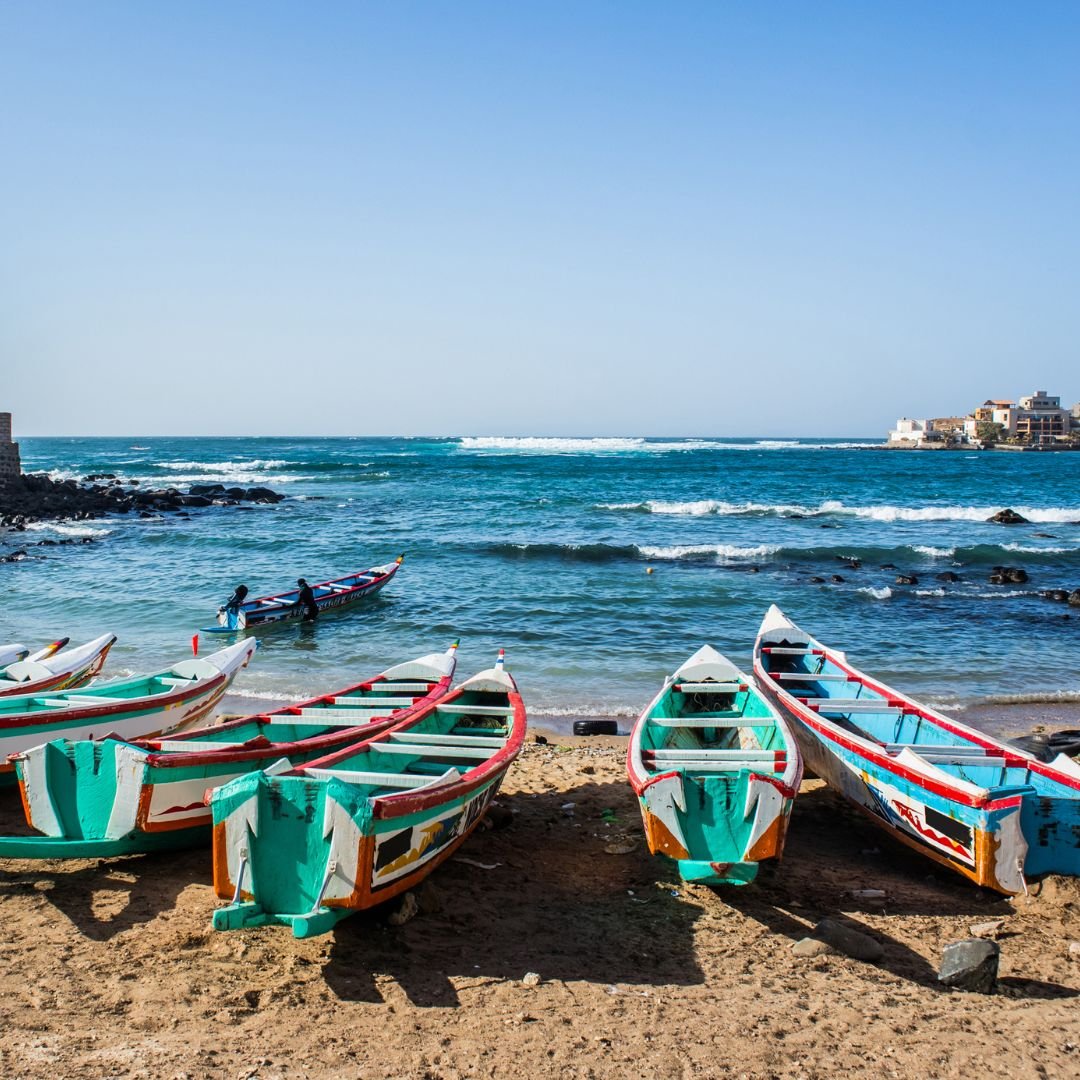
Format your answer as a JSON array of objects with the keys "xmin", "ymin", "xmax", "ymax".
[
  {"xmin": 220, "ymin": 585, "xmax": 249, "ymax": 630},
  {"xmin": 296, "ymin": 578, "xmax": 319, "ymax": 621}
]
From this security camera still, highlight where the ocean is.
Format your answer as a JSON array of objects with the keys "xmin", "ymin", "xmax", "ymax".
[{"xmin": 3, "ymin": 436, "xmax": 1080, "ymax": 731}]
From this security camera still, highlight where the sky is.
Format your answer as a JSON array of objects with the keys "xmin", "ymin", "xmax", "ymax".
[{"xmin": 1, "ymin": 2, "xmax": 1078, "ymax": 437}]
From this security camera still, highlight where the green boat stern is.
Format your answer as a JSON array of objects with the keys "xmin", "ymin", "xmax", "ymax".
[{"xmin": 677, "ymin": 858, "xmax": 760, "ymax": 886}]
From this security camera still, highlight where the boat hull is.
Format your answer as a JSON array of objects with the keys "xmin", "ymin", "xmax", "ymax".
[{"xmin": 753, "ymin": 606, "xmax": 1080, "ymax": 895}]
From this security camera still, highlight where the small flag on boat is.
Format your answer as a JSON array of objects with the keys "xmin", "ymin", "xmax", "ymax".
[
  {"xmin": 192, "ymin": 633, "xmax": 199, "ymax": 657},
  {"xmin": 495, "ymin": 648, "xmax": 505, "ymax": 669}
]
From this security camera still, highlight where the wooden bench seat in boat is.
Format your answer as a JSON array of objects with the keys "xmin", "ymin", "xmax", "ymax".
[
  {"xmin": 330, "ymin": 696, "xmax": 418, "ymax": 707},
  {"xmin": 451, "ymin": 726, "xmax": 509, "ymax": 737},
  {"xmin": 775, "ymin": 672, "xmax": 855, "ymax": 682},
  {"xmin": 649, "ymin": 717, "xmax": 770, "ymax": 728},
  {"xmin": 674, "ymin": 683, "xmax": 749, "ymax": 693},
  {"xmin": 158, "ymin": 676, "xmax": 198, "ymax": 688},
  {"xmin": 647, "ymin": 748, "xmax": 783, "ymax": 762},
  {"xmin": 760, "ymin": 647, "xmax": 824, "ymax": 656},
  {"xmin": 266, "ymin": 713, "xmax": 383, "ymax": 727},
  {"xmin": 151, "ymin": 739, "xmax": 249, "ymax": 751},
  {"xmin": 371, "ymin": 743, "xmax": 492, "ymax": 760},
  {"xmin": 813, "ymin": 702, "xmax": 904, "ymax": 716},
  {"xmin": 36, "ymin": 695, "xmax": 130, "ymax": 707},
  {"xmin": 364, "ymin": 682, "xmax": 434, "ymax": 694},
  {"xmin": 435, "ymin": 703, "xmax": 515, "ymax": 716},
  {"xmin": 304, "ymin": 766, "xmax": 460, "ymax": 791},
  {"xmin": 645, "ymin": 756, "xmax": 787, "ymax": 772},
  {"xmin": 389, "ymin": 732, "xmax": 504, "ymax": 748}
]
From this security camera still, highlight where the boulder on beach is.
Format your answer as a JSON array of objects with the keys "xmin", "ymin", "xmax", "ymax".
[
  {"xmin": 938, "ymin": 939, "xmax": 999, "ymax": 994},
  {"xmin": 987, "ymin": 508, "xmax": 1029, "ymax": 525}
]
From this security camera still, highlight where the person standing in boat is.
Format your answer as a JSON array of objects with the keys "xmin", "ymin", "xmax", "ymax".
[
  {"xmin": 295, "ymin": 578, "xmax": 319, "ymax": 621},
  {"xmin": 220, "ymin": 584, "xmax": 249, "ymax": 630}
]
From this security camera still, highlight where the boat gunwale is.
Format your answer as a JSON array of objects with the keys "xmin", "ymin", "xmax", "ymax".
[{"xmin": 0, "ymin": 635, "xmax": 117, "ymax": 699}]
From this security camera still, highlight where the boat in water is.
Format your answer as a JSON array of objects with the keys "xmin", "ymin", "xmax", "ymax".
[
  {"xmin": 200, "ymin": 556, "xmax": 404, "ymax": 634},
  {"xmin": 0, "ymin": 643, "xmax": 459, "ymax": 859},
  {"xmin": 0, "ymin": 638, "xmax": 257, "ymax": 782},
  {"xmin": 627, "ymin": 645, "xmax": 802, "ymax": 886},
  {"xmin": 753, "ymin": 605, "xmax": 1080, "ymax": 895},
  {"xmin": 210, "ymin": 650, "xmax": 526, "ymax": 938},
  {"xmin": 0, "ymin": 634, "xmax": 116, "ymax": 698}
]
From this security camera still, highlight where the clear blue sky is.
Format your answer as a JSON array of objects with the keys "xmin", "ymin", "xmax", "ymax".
[{"xmin": 2, "ymin": 2, "xmax": 1077, "ymax": 436}]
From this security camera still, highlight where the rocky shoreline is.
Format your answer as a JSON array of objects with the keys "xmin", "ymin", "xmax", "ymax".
[{"xmin": 0, "ymin": 473, "xmax": 285, "ymax": 561}]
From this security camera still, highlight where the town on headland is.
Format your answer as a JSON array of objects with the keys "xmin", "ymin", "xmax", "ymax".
[{"xmin": 887, "ymin": 389, "xmax": 1080, "ymax": 450}]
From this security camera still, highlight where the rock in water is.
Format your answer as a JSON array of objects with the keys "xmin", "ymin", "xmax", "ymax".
[
  {"xmin": 987, "ymin": 508, "xmax": 1029, "ymax": 524},
  {"xmin": 936, "ymin": 571, "xmax": 960, "ymax": 583},
  {"xmin": 1069, "ymin": 590, "xmax": 1080, "ymax": 608},
  {"xmin": 938, "ymin": 939, "xmax": 1000, "ymax": 993},
  {"xmin": 812, "ymin": 918, "xmax": 884, "ymax": 963},
  {"xmin": 895, "ymin": 574, "xmax": 918, "ymax": 586}
]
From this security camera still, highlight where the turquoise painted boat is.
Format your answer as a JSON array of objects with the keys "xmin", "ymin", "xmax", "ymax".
[
  {"xmin": 0, "ymin": 638, "xmax": 257, "ymax": 783},
  {"xmin": 753, "ymin": 605, "xmax": 1080, "ymax": 894},
  {"xmin": 0, "ymin": 644, "xmax": 458, "ymax": 859},
  {"xmin": 0, "ymin": 634, "xmax": 116, "ymax": 698},
  {"xmin": 627, "ymin": 645, "xmax": 803, "ymax": 886},
  {"xmin": 210, "ymin": 650, "xmax": 526, "ymax": 938}
]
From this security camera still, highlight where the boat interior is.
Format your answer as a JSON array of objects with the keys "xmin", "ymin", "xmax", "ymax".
[
  {"xmin": 761, "ymin": 642, "xmax": 1074, "ymax": 797},
  {"xmin": 149, "ymin": 676, "xmax": 445, "ymax": 752},
  {"xmin": 639, "ymin": 679, "xmax": 788, "ymax": 778},
  {"xmin": 289, "ymin": 686, "xmax": 515, "ymax": 797}
]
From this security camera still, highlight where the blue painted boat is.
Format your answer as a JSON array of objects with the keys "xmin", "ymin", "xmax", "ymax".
[
  {"xmin": 753, "ymin": 605, "xmax": 1080, "ymax": 895},
  {"xmin": 200, "ymin": 556, "xmax": 403, "ymax": 634}
]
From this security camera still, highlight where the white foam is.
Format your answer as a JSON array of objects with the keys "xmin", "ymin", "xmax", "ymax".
[
  {"xmin": 460, "ymin": 437, "xmax": 646, "ymax": 453},
  {"xmin": 636, "ymin": 543, "xmax": 780, "ymax": 561},
  {"xmin": 858, "ymin": 586, "xmax": 894, "ymax": 600},
  {"xmin": 1001, "ymin": 543, "xmax": 1079, "ymax": 555},
  {"xmin": 25, "ymin": 522, "xmax": 112, "ymax": 538},
  {"xmin": 914, "ymin": 588, "xmax": 946, "ymax": 597},
  {"xmin": 912, "ymin": 545, "xmax": 956, "ymax": 558},
  {"xmin": 155, "ymin": 459, "xmax": 290, "ymax": 471},
  {"xmin": 821, "ymin": 501, "xmax": 1080, "ymax": 524},
  {"xmin": 599, "ymin": 499, "xmax": 812, "ymax": 517}
]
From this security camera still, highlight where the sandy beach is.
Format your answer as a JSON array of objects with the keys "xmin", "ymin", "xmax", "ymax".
[{"xmin": 2, "ymin": 726, "xmax": 1078, "ymax": 1079}]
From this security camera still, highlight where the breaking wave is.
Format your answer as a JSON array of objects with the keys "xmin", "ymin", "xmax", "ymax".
[
  {"xmin": 598, "ymin": 499, "xmax": 1080, "ymax": 524},
  {"xmin": 858, "ymin": 586, "xmax": 894, "ymax": 600},
  {"xmin": 637, "ymin": 543, "xmax": 781, "ymax": 561},
  {"xmin": 25, "ymin": 522, "xmax": 112, "ymax": 538}
]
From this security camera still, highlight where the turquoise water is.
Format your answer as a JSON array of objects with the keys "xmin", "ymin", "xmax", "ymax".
[{"xmin": 3, "ymin": 436, "xmax": 1079, "ymax": 726}]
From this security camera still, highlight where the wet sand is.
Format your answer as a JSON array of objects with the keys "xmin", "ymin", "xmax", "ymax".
[{"xmin": 1, "ymin": 727, "xmax": 1079, "ymax": 1078}]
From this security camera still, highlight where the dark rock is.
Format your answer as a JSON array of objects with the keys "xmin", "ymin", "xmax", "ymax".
[
  {"xmin": 880, "ymin": 563, "xmax": 898, "ymax": 571},
  {"xmin": 83, "ymin": 473, "xmax": 116, "ymax": 482},
  {"xmin": 179, "ymin": 495, "xmax": 213, "ymax": 507},
  {"xmin": 990, "ymin": 566, "xmax": 1028, "ymax": 585},
  {"xmin": 189, "ymin": 484, "xmax": 227, "ymax": 496},
  {"xmin": 895, "ymin": 574, "xmax": 918, "ymax": 585},
  {"xmin": 808, "ymin": 576, "xmax": 825, "ymax": 584},
  {"xmin": 812, "ymin": 918, "xmax": 884, "ymax": 963},
  {"xmin": 830, "ymin": 575, "xmax": 845, "ymax": 583},
  {"xmin": 1069, "ymin": 590, "xmax": 1080, "ymax": 607},
  {"xmin": 987, "ymin": 508, "xmax": 1029, "ymax": 525},
  {"xmin": 936, "ymin": 571, "xmax": 960, "ymax": 583},
  {"xmin": 1043, "ymin": 589, "xmax": 1069, "ymax": 602},
  {"xmin": 938, "ymin": 939, "xmax": 999, "ymax": 993}
]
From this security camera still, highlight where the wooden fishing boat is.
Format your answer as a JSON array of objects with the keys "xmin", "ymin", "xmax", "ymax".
[
  {"xmin": 0, "ymin": 643, "xmax": 459, "ymax": 858},
  {"xmin": 0, "ymin": 638, "xmax": 257, "ymax": 782},
  {"xmin": 0, "ymin": 634, "xmax": 116, "ymax": 698},
  {"xmin": 201, "ymin": 556, "xmax": 404, "ymax": 634},
  {"xmin": 627, "ymin": 645, "xmax": 802, "ymax": 886},
  {"xmin": 753, "ymin": 605, "xmax": 1080, "ymax": 895},
  {"xmin": 0, "ymin": 638, "xmax": 70, "ymax": 670},
  {"xmin": 210, "ymin": 650, "xmax": 526, "ymax": 938}
]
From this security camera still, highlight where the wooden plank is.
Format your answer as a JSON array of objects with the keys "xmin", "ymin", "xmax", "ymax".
[
  {"xmin": 674, "ymin": 683, "xmax": 748, "ymax": 693},
  {"xmin": 331, "ymin": 696, "xmax": 417, "ymax": 707},
  {"xmin": 775, "ymin": 673, "xmax": 853, "ymax": 682},
  {"xmin": 436, "ymin": 703, "xmax": 515, "ymax": 716},
  {"xmin": 369, "ymin": 743, "xmax": 491, "ymax": 760},
  {"xmin": 647, "ymin": 748, "xmax": 781, "ymax": 761},
  {"xmin": 303, "ymin": 769, "xmax": 434, "ymax": 788},
  {"xmin": 390, "ymin": 732, "xmax": 504, "ymax": 748},
  {"xmin": 649, "ymin": 717, "xmax": 772, "ymax": 729}
]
